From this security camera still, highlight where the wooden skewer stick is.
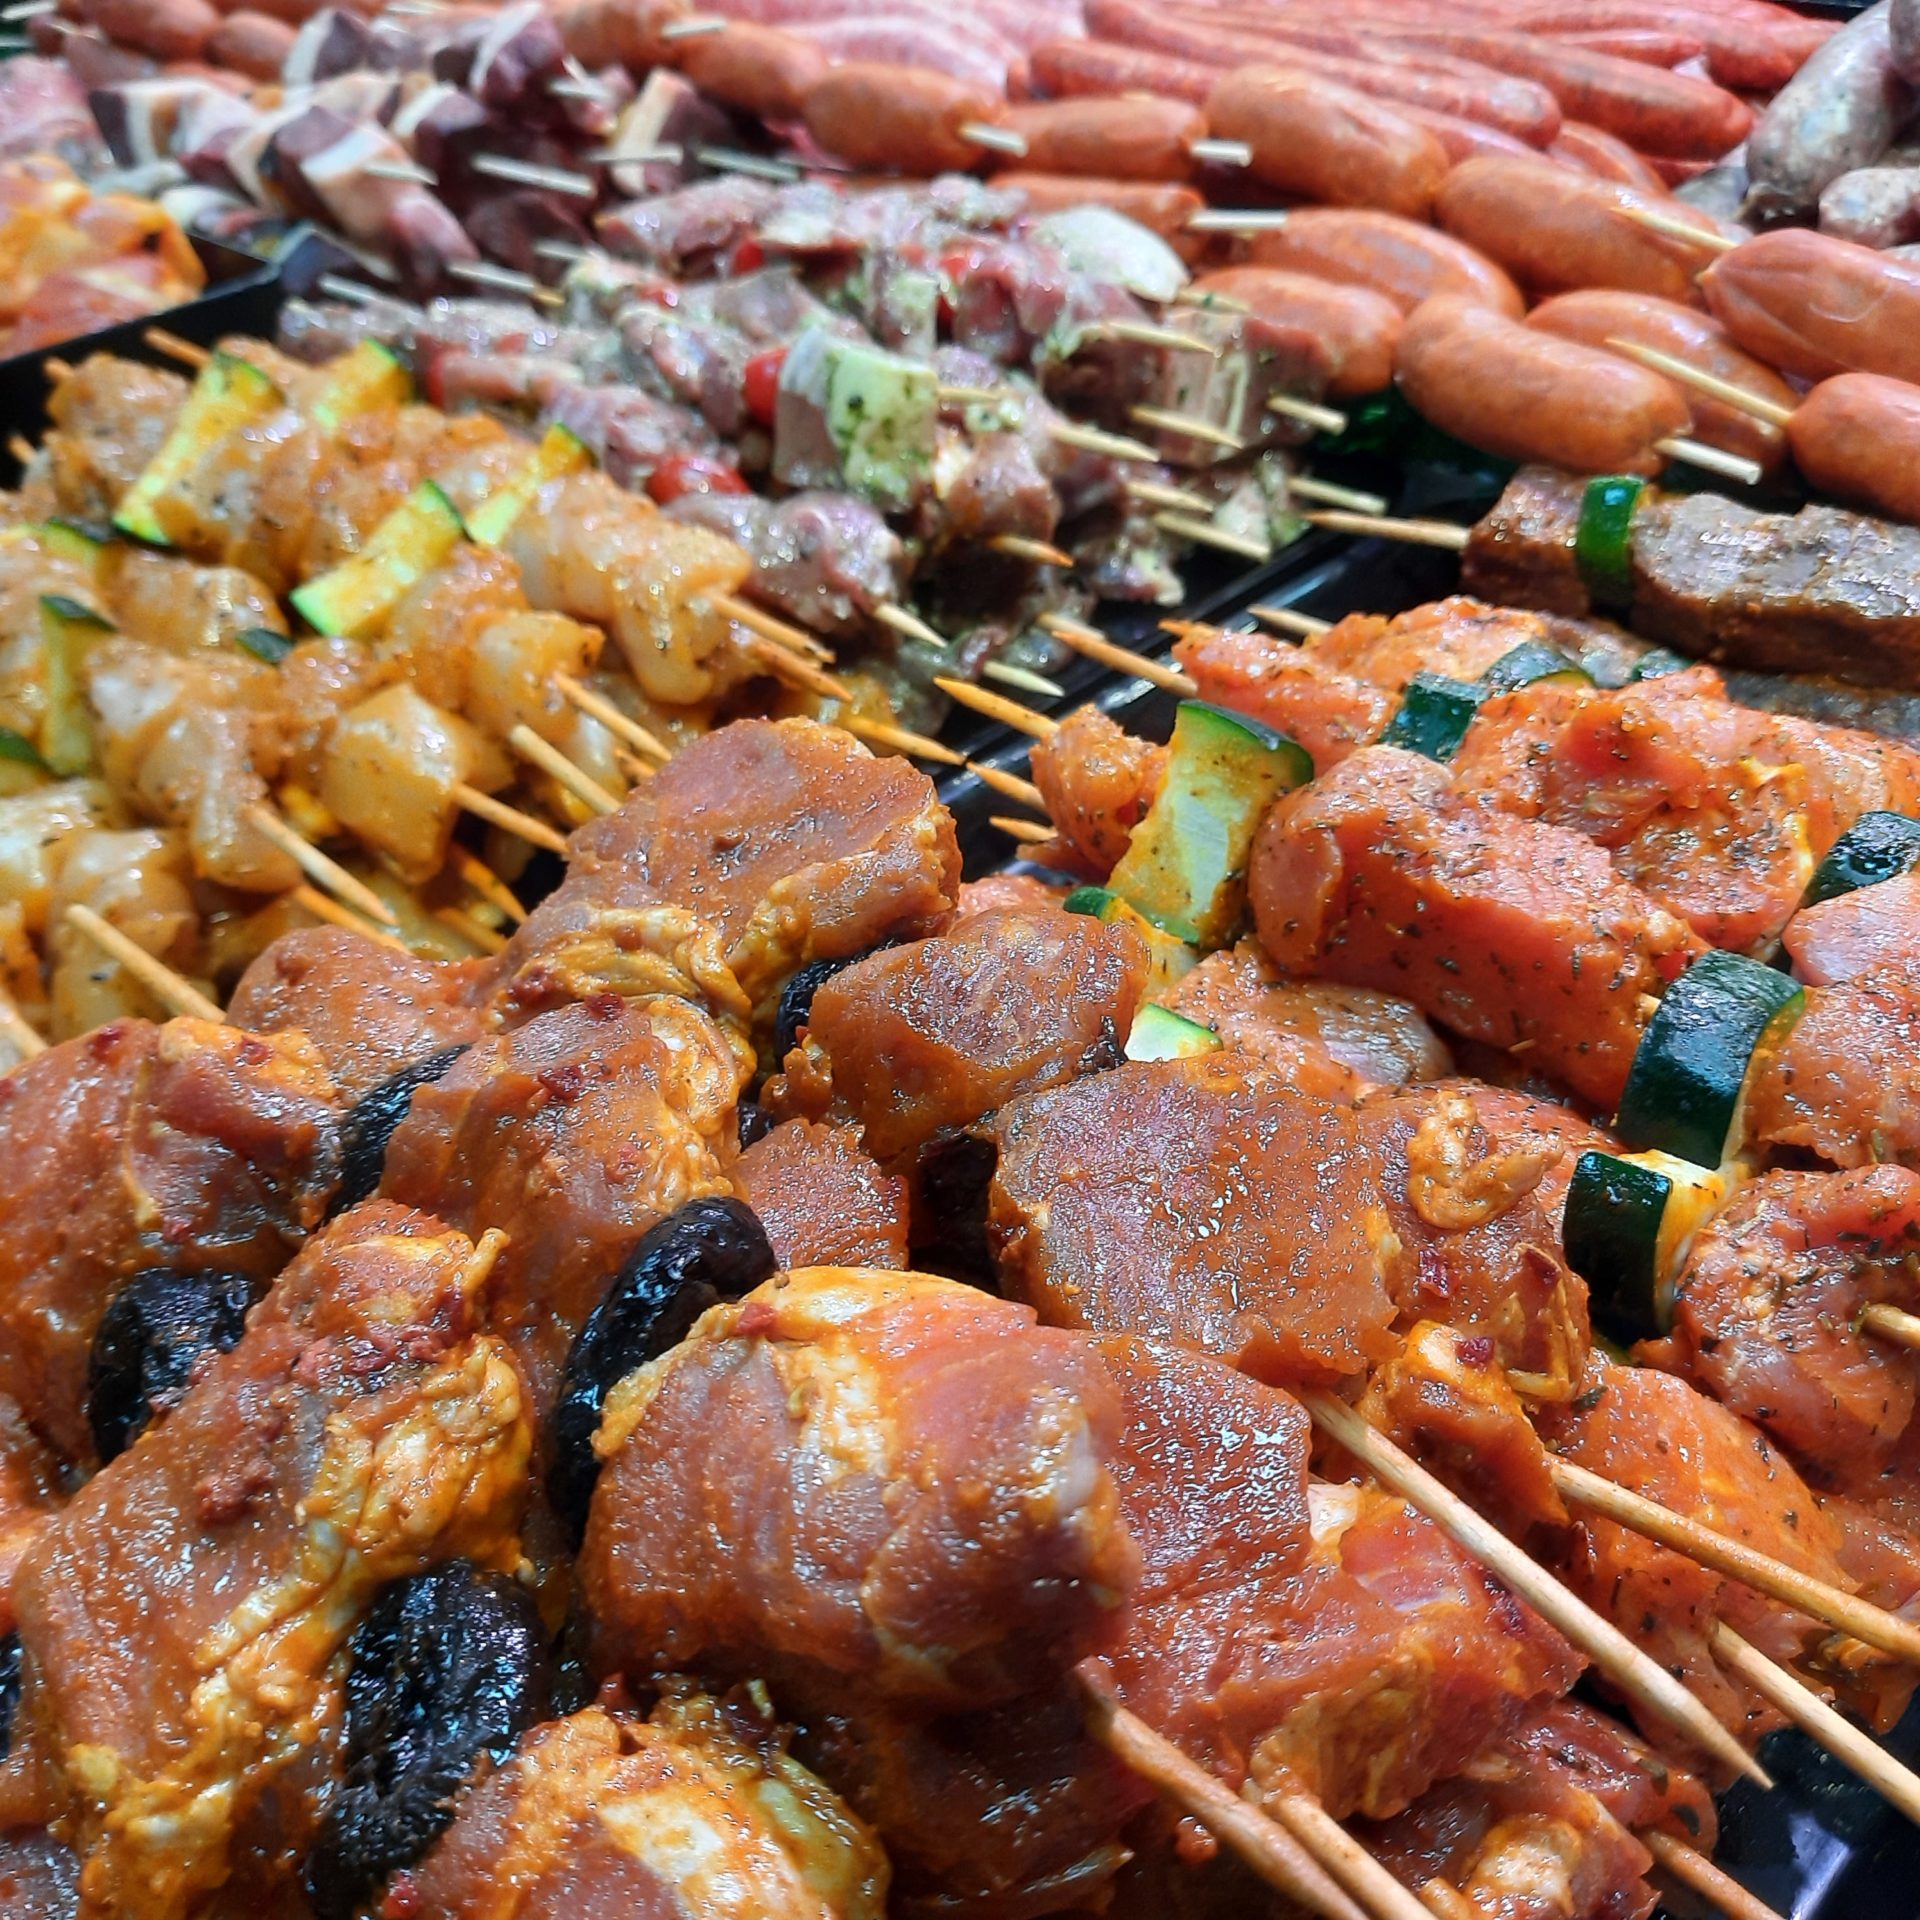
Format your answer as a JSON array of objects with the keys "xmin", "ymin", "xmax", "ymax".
[
  {"xmin": 435, "ymin": 904, "xmax": 508, "ymax": 955},
  {"xmin": 708, "ymin": 589, "xmax": 835, "ymax": 664},
  {"xmin": 446, "ymin": 260, "xmax": 564, "ymax": 308},
  {"xmin": 960, "ymin": 122, "xmax": 1028, "ymax": 157},
  {"xmin": 1090, "ymin": 318, "xmax": 1222, "ymax": 358},
  {"xmin": 692, "ymin": 145, "xmax": 800, "ymax": 183},
  {"xmin": 1711, "ymin": 1621, "xmax": 1920, "ymax": 1822},
  {"xmin": 1306, "ymin": 1392, "xmax": 1769, "ymax": 1786},
  {"xmin": 291, "ymin": 884, "xmax": 409, "ymax": 953},
  {"xmin": 451, "ymin": 782, "xmax": 569, "ymax": 855},
  {"xmin": 614, "ymin": 749, "xmax": 656, "ymax": 786},
  {"xmin": 1172, "ymin": 285, "xmax": 1252, "ymax": 315},
  {"xmin": 1050, "ymin": 421, "xmax": 1162, "ymax": 464},
  {"xmin": 243, "ymin": 804, "xmax": 399, "ymax": 926},
  {"xmin": 940, "ymin": 382, "xmax": 1015, "ymax": 406},
  {"xmin": 554, "ymin": 672, "xmax": 671, "ymax": 763},
  {"xmin": 1153, "ymin": 512, "xmax": 1273, "ymax": 562},
  {"xmin": 967, "ymin": 760, "xmax": 1048, "ymax": 810},
  {"xmin": 43, "ymin": 356, "xmax": 72, "ymax": 384},
  {"xmin": 835, "ymin": 713, "xmax": 962, "ymax": 765},
  {"xmin": 449, "ymin": 846, "xmax": 527, "ymax": 925},
  {"xmin": 1127, "ymin": 477, "xmax": 1213, "ymax": 514},
  {"xmin": 750, "ymin": 638, "xmax": 853, "ymax": 701},
  {"xmin": 935, "ymin": 675, "xmax": 1060, "ymax": 740},
  {"xmin": 65, "ymin": 905, "xmax": 224, "ymax": 1024},
  {"xmin": 6, "ymin": 435, "xmax": 33, "ymax": 466},
  {"xmin": 659, "ymin": 13, "xmax": 728, "ymax": 36},
  {"xmin": 1040, "ymin": 611, "xmax": 1198, "ymax": 695},
  {"xmin": 1617, "ymin": 204, "xmax": 1740, "ymax": 254},
  {"xmin": 1266, "ymin": 1787, "xmax": 1436, "ymax": 1920},
  {"xmin": 1300, "ymin": 508, "xmax": 1470, "ymax": 551},
  {"xmin": 874, "ymin": 600, "xmax": 948, "ymax": 653},
  {"xmin": 143, "ymin": 327, "xmax": 213, "ymax": 371},
  {"xmin": 991, "ymin": 814, "xmax": 1054, "ymax": 844},
  {"xmin": 316, "ymin": 273, "xmax": 378, "ymax": 306},
  {"xmin": 1250, "ymin": 602, "xmax": 1333, "ymax": 637},
  {"xmin": 0, "ymin": 991, "xmax": 45, "ymax": 1060},
  {"xmin": 982, "ymin": 661, "xmax": 1065, "ymax": 700},
  {"xmin": 1188, "ymin": 208, "xmax": 1292, "ymax": 233},
  {"xmin": 987, "ymin": 533, "xmax": 1074, "ymax": 567},
  {"xmin": 1863, "ymin": 1301, "xmax": 1920, "ymax": 1352},
  {"xmin": 1188, "ymin": 137, "xmax": 1254, "ymax": 167},
  {"xmin": 1655, "ymin": 436, "xmax": 1764, "ymax": 487},
  {"xmin": 532, "ymin": 239, "xmax": 593, "ymax": 265},
  {"xmin": 470, "ymin": 153, "xmax": 598, "ymax": 200},
  {"xmin": 1641, "ymin": 1832, "xmax": 1786, "ymax": 1920},
  {"xmin": 1131, "ymin": 404, "xmax": 1244, "ymax": 453},
  {"xmin": 1605, "ymin": 339, "xmax": 1794, "ymax": 429},
  {"xmin": 1290, "ymin": 475, "xmax": 1391, "ymax": 515},
  {"xmin": 509, "ymin": 725, "xmax": 620, "ymax": 816},
  {"xmin": 1552, "ymin": 1458, "xmax": 1920, "ymax": 1666},
  {"xmin": 1074, "ymin": 1663, "xmax": 1371, "ymax": 1920},
  {"xmin": 365, "ymin": 158, "xmax": 439, "ymax": 186},
  {"xmin": 1270, "ymin": 394, "xmax": 1351, "ymax": 435}
]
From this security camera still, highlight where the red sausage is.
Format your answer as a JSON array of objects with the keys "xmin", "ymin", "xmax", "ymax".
[
  {"xmin": 553, "ymin": 0, "xmax": 690, "ymax": 73},
  {"xmin": 1376, "ymin": 27, "xmax": 1753, "ymax": 157},
  {"xmin": 1435, "ymin": 153, "xmax": 1737, "ymax": 303},
  {"xmin": 1250, "ymin": 207, "xmax": 1525, "ymax": 318},
  {"xmin": 1545, "ymin": 29, "xmax": 1706, "ymax": 67},
  {"xmin": 1548, "ymin": 119, "xmax": 1667, "ymax": 191},
  {"xmin": 1789, "ymin": 373, "xmax": 1920, "ymax": 524},
  {"xmin": 1524, "ymin": 288, "xmax": 1795, "ymax": 476},
  {"xmin": 205, "ymin": 9, "xmax": 295, "ymax": 78},
  {"xmin": 801, "ymin": 62, "xmax": 1009, "ymax": 176},
  {"xmin": 1191, "ymin": 267, "xmax": 1402, "ymax": 397},
  {"xmin": 1001, "ymin": 97, "xmax": 1206, "ymax": 182},
  {"xmin": 1396, "ymin": 294, "xmax": 1691, "ymax": 474},
  {"xmin": 991, "ymin": 172, "xmax": 1206, "ymax": 255},
  {"xmin": 1205, "ymin": 68, "xmax": 1450, "ymax": 220},
  {"xmin": 95, "ymin": 0, "xmax": 217, "ymax": 60},
  {"xmin": 1029, "ymin": 36, "xmax": 1218, "ymax": 106},
  {"xmin": 674, "ymin": 23, "xmax": 826, "ymax": 122},
  {"xmin": 1701, "ymin": 229, "xmax": 1920, "ymax": 387}
]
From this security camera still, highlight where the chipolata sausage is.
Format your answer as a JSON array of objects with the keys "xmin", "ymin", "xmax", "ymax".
[{"xmin": 1250, "ymin": 207, "xmax": 1526, "ymax": 317}]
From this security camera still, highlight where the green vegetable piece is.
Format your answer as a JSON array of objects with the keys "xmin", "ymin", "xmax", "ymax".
[
  {"xmin": 113, "ymin": 352, "xmax": 283, "ymax": 548},
  {"xmin": 0, "ymin": 728, "xmax": 44, "ymax": 766},
  {"xmin": 1801, "ymin": 812, "xmax": 1920, "ymax": 910},
  {"xmin": 466, "ymin": 423, "xmax": 592, "ymax": 548},
  {"xmin": 37, "ymin": 519, "xmax": 107, "ymax": 576},
  {"xmin": 1627, "ymin": 647, "xmax": 1691, "ymax": 682},
  {"xmin": 311, "ymin": 340, "xmax": 412, "ymax": 432},
  {"xmin": 39, "ymin": 593, "xmax": 114, "ymax": 776},
  {"xmin": 1106, "ymin": 700, "xmax": 1312, "ymax": 949},
  {"xmin": 779, "ymin": 331, "xmax": 937, "ymax": 514},
  {"xmin": 1482, "ymin": 642, "xmax": 1591, "ymax": 694},
  {"xmin": 1381, "ymin": 672, "xmax": 1485, "ymax": 762},
  {"xmin": 1562, "ymin": 1148, "xmax": 1727, "ymax": 1345},
  {"xmin": 235, "ymin": 627, "xmax": 295, "ymax": 665},
  {"xmin": 290, "ymin": 482, "xmax": 466, "ymax": 639},
  {"xmin": 1615, "ymin": 950, "xmax": 1805, "ymax": 1167},
  {"xmin": 1062, "ymin": 884, "xmax": 1201, "ymax": 995},
  {"xmin": 1574, "ymin": 474, "xmax": 1645, "ymax": 610},
  {"xmin": 1124, "ymin": 1002, "xmax": 1222, "ymax": 1063}
]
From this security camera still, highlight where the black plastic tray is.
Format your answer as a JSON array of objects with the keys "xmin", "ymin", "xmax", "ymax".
[{"xmin": 942, "ymin": 531, "xmax": 1920, "ymax": 1920}]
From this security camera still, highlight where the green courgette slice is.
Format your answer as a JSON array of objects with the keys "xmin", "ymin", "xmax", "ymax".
[
  {"xmin": 1381, "ymin": 672, "xmax": 1485, "ymax": 762},
  {"xmin": 1063, "ymin": 884, "xmax": 1200, "ymax": 995},
  {"xmin": 466, "ymin": 422, "xmax": 592, "ymax": 548},
  {"xmin": 1801, "ymin": 812, "xmax": 1920, "ymax": 910},
  {"xmin": 1614, "ymin": 950, "xmax": 1804, "ymax": 1167},
  {"xmin": 1124, "ymin": 1002, "xmax": 1221, "ymax": 1062},
  {"xmin": 290, "ymin": 481, "xmax": 466, "ymax": 639},
  {"xmin": 114, "ymin": 352, "xmax": 283, "ymax": 548},
  {"xmin": 1574, "ymin": 474, "xmax": 1644, "ymax": 610},
  {"xmin": 40, "ymin": 594, "xmax": 114, "ymax": 776},
  {"xmin": 1482, "ymin": 641, "xmax": 1591, "ymax": 694},
  {"xmin": 311, "ymin": 340, "xmax": 412, "ymax": 432},
  {"xmin": 1563, "ymin": 1147, "xmax": 1730, "ymax": 1344}
]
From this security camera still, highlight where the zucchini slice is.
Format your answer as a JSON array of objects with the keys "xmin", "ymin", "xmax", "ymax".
[
  {"xmin": 1125, "ymin": 1003, "xmax": 1221, "ymax": 1063},
  {"xmin": 1062, "ymin": 884, "xmax": 1200, "ymax": 995},
  {"xmin": 311, "ymin": 340, "xmax": 412, "ymax": 432},
  {"xmin": 40, "ymin": 594, "xmax": 114, "ymax": 776},
  {"xmin": 466, "ymin": 422, "xmax": 593, "ymax": 548},
  {"xmin": 1574, "ymin": 473, "xmax": 1644, "ymax": 610},
  {"xmin": 1627, "ymin": 647, "xmax": 1690, "ymax": 683},
  {"xmin": 1106, "ymin": 700, "xmax": 1312, "ymax": 950},
  {"xmin": 235, "ymin": 627, "xmax": 295, "ymax": 666},
  {"xmin": 1563, "ymin": 1147, "xmax": 1730, "ymax": 1344},
  {"xmin": 1482, "ymin": 641, "xmax": 1591, "ymax": 694},
  {"xmin": 291, "ymin": 482, "xmax": 466, "ymax": 639},
  {"xmin": 1381, "ymin": 672, "xmax": 1485, "ymax": 762},
  {"xmin": 1614, "ymin": 950, "xmax": 1804, "ymax": 1167},
  {"xmin": 1801, "ymin": 812, "xmax": 1920, "ymax": 910},
  {"xmin": 0, "ymin": 726, "xmax": 47, "ymax": 799},
  {"xmin": 113, "ymin": 352, "xmax": 283, "ymax": 548}
]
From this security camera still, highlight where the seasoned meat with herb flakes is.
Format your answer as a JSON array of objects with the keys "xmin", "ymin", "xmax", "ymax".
[
  {"xmin": 730, "ymin": 1120, "xmax": 910, "ymax": 1271},
  {"xmin": 1029, "ymin": 704, "xmax": 1165, "ymax": 880}
]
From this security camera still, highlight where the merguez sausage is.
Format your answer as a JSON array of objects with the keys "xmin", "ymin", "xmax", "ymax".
[
  {"xmin": 1548, "ymin": 120, "xmax": 1667, "ymax": 192},
  {"xmin": 1396, "ymin": 295, "xmax": 1692, "ymax": 475},
  {"xmin": 1029, "ymin": 36, "xmax": 1218, "ymax": 106},
  {"xmin": 1190, "ymin": 267, "xmax": 1402, "ymax": 397},
  {"xmin": 1523, "ymin": 288, "xmax": 1795, "ymax": 476},
  {"xmin": 1790, "ymin": 373, "xmax": 1920, "ymax": 525},
  {"xmin": 674, "ymin": 23, "xmax": 826, "ymax": 122},
  {"xmin": 801, "ymin": 62, "xmax": 1009, "ymax": 175},
  {"xmin": 990, "ymin": 173, "xmax": 1206, "ymax": 252},
  {"xmin": 1436, "ymin": 154, "xmax": 1736, "ymax": 303},
  {"xmin": 1701, "ymin": 228, "xmax": 1920, "ymax": 385},
  {"xmin": 1746, "ymin": 0, "xmax": 1912, "ymax": 217},
  {"xmin": 1250, "ymin": 207, "xmax": 1525, "ymax": 318},
  {"xmin": 204, "ymin": 10, "xmax": 295, "ymax": 78},
  {"xmin": 1000, "ymin": 97, "xmax": 1206, "ymax": 182},
  {"xmin": 94, "ymin": 0, "xmax": 218, "ymax": 59},
  {"xmin": 1205, "ymin": 69, "xmax": 1450, "ymax": 221}
]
